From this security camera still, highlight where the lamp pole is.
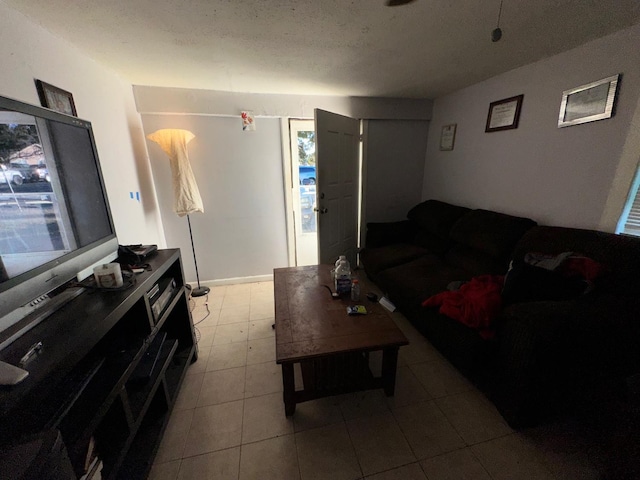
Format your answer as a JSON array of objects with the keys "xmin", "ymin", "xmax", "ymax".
[{"xmin": 187, "ymin": 214, "xmax": 210, "ymax": 297}]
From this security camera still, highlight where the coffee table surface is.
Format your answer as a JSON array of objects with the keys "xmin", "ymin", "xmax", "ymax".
[{"xmin": 274, "ymin": 265, "xmax": 408, "ymax": 363}]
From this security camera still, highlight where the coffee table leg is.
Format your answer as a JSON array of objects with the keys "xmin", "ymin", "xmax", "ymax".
[
  {"xmin": 281, "ymin": 362, "xmax": 296, "ymax": 416},
  {"xmin": 381, "ymin": 347, "xmax": 400, "ymax": 396}
]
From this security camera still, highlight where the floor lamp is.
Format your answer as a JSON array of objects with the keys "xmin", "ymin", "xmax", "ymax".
[
  {"xmin": 186, "ymin": 213, "xmax": 209, "ymax": 296},
  {"xmin": 147, "ymin": 128, "xmax": 210, "ymax": 297}
]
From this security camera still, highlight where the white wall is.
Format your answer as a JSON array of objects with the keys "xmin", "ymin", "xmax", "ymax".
[
  {"xmin": 364, "ymin": 120, "xmax": 430, "ymax": 223},
  {"xmin": 422, "ymin": 24, "xmax": 640, "ymax": 231},
  {"xmin": 0, "ymin": 2, "xmax": 163, "ymax": 245},
  {"xmin": 135, "ymin": 86, "xmax": 433, "ymax": 283},
  {"xmin": 141, "ymin": 114, "xmax": 288, "ymax": 284}
]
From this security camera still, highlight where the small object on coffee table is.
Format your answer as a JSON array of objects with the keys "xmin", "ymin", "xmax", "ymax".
[
  {"xmin": 346, "ymin": 305, "xmax": 367, "ymax": 315},
  {"xmin": 379, "ymin": 296, "xmax": 396, "ymax": 312}
]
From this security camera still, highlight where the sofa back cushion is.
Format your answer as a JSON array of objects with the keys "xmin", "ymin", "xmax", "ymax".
[
  {"xmin": 407, "ymin": 200, "xmax": 470, "ymax": 239},
  {"xmin": 407, "ymin": 200, "xmax": 470, "ymax": 253},
  {"xmin": 411, "ymin": 230, "xmax": 451, "ymax": 254},
  {"xmin": 450, "ymin": 209, "xmax": 537, "ymax": 260},
  {"xmin": 512, "ymin": 226, "xmax": 640, "ymax": 296},
  {"xmin": 444, "ymin": 245, "xmax": 509, "ymax": 276}
]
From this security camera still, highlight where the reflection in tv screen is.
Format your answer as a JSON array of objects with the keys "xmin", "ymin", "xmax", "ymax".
[{"xmin": 0, "ymin": 119, "xmax": 74, "ymax": 281}]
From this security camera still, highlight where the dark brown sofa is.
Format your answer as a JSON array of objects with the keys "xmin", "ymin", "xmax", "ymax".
[{"xmin": 360, "ymin": 199, "xmax": 640, "ymax": 427}]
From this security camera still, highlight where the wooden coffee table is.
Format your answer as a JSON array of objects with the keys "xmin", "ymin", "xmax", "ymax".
[{"xmin": 274, "ymin": 265, "xmax": 409, "ymax": 415}]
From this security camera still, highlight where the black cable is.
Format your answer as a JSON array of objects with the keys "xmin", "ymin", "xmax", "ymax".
[
  {"xmin": 188, "ymin": 295, "xmax": 207, "ymax": 344},
  {"xmin": 322, "ymin": 284, "xmax": 340, "ymax": 299},
  {"xmin": 188, "ymin": 292, "xmax": 211, "ymax": 344},
  {"xmin": 193, "ymin": 300, "xmax": 211, "ymax": 326}
]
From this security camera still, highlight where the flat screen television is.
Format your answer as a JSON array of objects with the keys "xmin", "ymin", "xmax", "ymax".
[{"xmin": 0, "ymin": 95, "xmax": 118, "ymax": 349}]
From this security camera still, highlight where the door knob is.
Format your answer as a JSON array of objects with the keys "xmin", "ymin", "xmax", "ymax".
[{"xmin": 314, "ymin": 207, "xmax": 328, "ymax": 214}]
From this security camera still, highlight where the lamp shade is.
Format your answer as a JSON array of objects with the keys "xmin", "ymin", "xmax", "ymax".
[{"xmin": 147, "ymin": 128, "xmax": 204, "ymax": 216}]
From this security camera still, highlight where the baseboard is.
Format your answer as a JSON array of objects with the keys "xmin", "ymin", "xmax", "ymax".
[{"xmin": 188, "ymin": 274, "xmax": 273, "ymax": 289}]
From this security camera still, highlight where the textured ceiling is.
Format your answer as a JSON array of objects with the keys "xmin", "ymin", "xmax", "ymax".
[{"xmin": 5, "ymin": 0, "xmax": 640, "ymax": 98}]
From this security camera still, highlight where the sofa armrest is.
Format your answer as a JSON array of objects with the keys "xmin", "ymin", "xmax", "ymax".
[
  {"xmin": 491, "ymin": 300, "xmax": 575, "ymax": 426},
  {"xmin": 365, "ymin": 220, "xmax": 417, "ymax": 248},
  {"xmin": 493, "ymin": 295, "xmax": 640, "ymax": 427},
  {"xmin": 499, "ymin": 295, "xmax": 640, "ymax": 379},
  {"xmin": 496, "ymin": 301, "xmax": 574, "ymax": 374}
]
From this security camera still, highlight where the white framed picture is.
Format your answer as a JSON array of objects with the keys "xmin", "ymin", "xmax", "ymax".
[
  {"xmin": 558, "ymin": 74, "xmax": 619, "ymax": 128},
  {"xmin": 439, "ymin": 124, "xmax": 457, "ymax": 151}
]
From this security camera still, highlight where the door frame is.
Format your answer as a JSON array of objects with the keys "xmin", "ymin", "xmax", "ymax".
[
  {"xmin": 280, "ymin": 118, "xmax": 296, "ymax": 266},
  {"xmin": 359, "ymin": 120, "xmax": 369, "ymax": 266},
  {"xmin": 281, "ymin": 118, "xmax": 318, "ymax": 266}
]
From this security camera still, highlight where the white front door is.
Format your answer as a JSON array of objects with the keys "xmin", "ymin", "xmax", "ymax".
[{"xmin": 314, "ymin": 109, "xmax": 360, "ymax": 266}]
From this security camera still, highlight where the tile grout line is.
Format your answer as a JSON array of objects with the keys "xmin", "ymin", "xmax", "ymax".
[
  {"xmin": 340, "ymin": 396, "xmax": 368, "ymax": 480},
  {"xmin": 238, "ymin": 344, "xmax": 246, "ymax": 480},
  {"xmin": 222, "ymin": 288, "xmax": 245, "ymax": 479}
]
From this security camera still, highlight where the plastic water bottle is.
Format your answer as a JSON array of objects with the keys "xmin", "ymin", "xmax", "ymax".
[
  {"xmin": 332, "ymin": 255, "xmax": 347, "ymax": 281},
  {"xmin": 350, "ymin": 278, "xmax": 360, "ymax": 301},
  {"xmin": 334, "ymin": 259, "xmax": 352, "ymax": 296}
]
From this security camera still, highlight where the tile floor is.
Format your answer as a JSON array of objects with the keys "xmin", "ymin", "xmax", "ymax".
[{"xmin": 149, "ymin": 281, "xmax": 639, "ymax": 480}]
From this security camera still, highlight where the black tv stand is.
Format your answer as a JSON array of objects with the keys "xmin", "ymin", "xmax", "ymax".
[
  {"xmin": 0, "ymin": 284, "xmax": 86, "ymax": 351},
  {"xmin": 0, "ymin": 249, "xmax": 197, "ymax": 480}
]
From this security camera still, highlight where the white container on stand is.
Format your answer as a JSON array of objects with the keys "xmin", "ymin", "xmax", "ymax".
[{"xmin": 93, "ymin": 263, "xmax": 124, "ymax": 288}]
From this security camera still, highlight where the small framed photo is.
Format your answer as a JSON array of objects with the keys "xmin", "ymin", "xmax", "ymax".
[
  {"xmin": 485, "ymin": 94, "xmax": 524, "ymax": 132},
  {"xmin": 35, "ymin": 80, "xmax": 77, "ymax": 116},
  {"xmin": 439, "ymin": 124, "xmax": 457, "ymax": 151},
  {"xmin": 558, "ymin": 74, "xmax": 619, "ymax": 128}
]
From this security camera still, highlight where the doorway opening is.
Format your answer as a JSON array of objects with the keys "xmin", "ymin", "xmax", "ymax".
[{"xmin": 288, "ymin": 119, "xmax": 318, "ymax": 266}]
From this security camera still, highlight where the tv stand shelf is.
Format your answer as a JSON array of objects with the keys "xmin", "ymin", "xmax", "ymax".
[{"xmin": 0, "ymin": 249, "xmax": 198, "ymax": 480}]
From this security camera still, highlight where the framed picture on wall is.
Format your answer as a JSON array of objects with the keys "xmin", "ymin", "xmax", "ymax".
[
  {"xmin": 35, "ymin": 80, "xmax": 77, "ymax": 117},
  {"xmin": 485, "ymin": 94, "xmax": 524, "ymax": 132},
  {"xmin": 558, "ymin": 74, "xmax": 619, "ymax": 128},
  {"xmin": 439, "ymin": 124, "xmax": 457, "ymax": 151}
]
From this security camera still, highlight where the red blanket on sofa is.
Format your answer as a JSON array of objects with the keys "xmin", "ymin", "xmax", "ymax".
[{"xmin": 421, "ymin": 275, "xmax": 504, "ymax": 339}]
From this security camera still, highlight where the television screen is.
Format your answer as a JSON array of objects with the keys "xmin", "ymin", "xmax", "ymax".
[{"xmin": 0, "ymin": 96, "xmax": 117, "ymax": 347}]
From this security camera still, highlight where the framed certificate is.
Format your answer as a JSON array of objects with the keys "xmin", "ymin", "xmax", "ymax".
[
  {"xmin": 439, "ymin": 124, "xmax": 457, "ymax": 151},
  {"xmin": 485, "ymin": 95, "xmax": 523, "ymax": 132}
]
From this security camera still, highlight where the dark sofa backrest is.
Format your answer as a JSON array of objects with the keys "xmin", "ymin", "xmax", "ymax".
[
  {"xmin": 512, "ymin": 226, "xmax": 640, "ymax": 296},
  {"xmin": 406, "ymin": 200, "xmax": 470, "ymax": 254},
  {"xmin": 446, "ymin": 209, "xmax": 537, "ymax": 276}
]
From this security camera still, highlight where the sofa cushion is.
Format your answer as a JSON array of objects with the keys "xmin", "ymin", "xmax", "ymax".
[
  {"xmin": 407, "ymin": 200, "xmax": 471, "ymax": 239},
  {"xmin": 450, "ymin": 209, "xmax": 537, "ymax": 259},
  {"xmin": 360, "ymin": 243, "xmax": 433, "ymax": 277},
  {"xmin": 411, "ymin": 230, "xmax": 452, "ymax": 254},
  {"xmin": 377, "ymin": 255, "xmax": 471, "ymax": 310}
]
